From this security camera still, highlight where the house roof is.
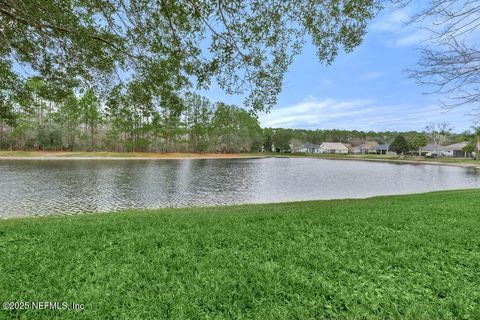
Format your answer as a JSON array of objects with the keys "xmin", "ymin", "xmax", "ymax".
[
  {"xmin": 303, "ymin": 142, "xmax": 319, "ymax": 149},
  {"xmin": 438, "ymin": 142, "xmax": 468, "ymax": 151},
  {"xmin": 364, "ymin": 141, "xmax": 379, "ymax": 147},
  {"xmin": 421, "ymin": 143, "xmax": 441, "ymax": 151},
  {"xmin": 353, "ymin": 141, "xmax": 379, "ymax": 150},
  {"xmin": 373, "ymin": 144, "xmax": 390, "ymax": 151},
  {"xmin": 319, "ymin": 142, "xmax": 348, "ymax": 150}
]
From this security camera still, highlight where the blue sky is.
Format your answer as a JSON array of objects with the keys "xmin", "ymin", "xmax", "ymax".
[{"xmin": 203, "ymin": 4, "xmax": 477, "ymax": 133}]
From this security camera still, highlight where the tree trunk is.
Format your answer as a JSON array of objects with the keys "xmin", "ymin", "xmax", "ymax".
[
  {"xmin": 90, "ymin": 121, "xmax": 94, "ymax": 151},
  {"xmin": 476, "ymin": 137, "xmax": 480, "ymax": 161},
  {"xmin": 0, "ymin": 121, "xmax": 3, "ymax": 149}
]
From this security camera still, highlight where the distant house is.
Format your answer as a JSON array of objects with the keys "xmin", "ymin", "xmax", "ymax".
[
  {"xmin": 304, "ymin": 143, "xmax": 321, "ymax": 153},
  {"xmin": 319, "ymin": 142, "xmax": 349, "ymax": 154},
  {"xmin": 438, "ymin": 142, "xmax": 469, "ymax": 157},
  {"xmin": 373, "ymin": 144, "xmax": 391, "ymax": 155},
  {"xmin": 350, "ymin": 141, "xmax": 379, "ymax": 154},
  {"xmin": 419, "ymin": 143, "xmax": 441, "ymax": 156},
  {"xmin": 292, "ymin": 143, "xmax": 320, "ymax": 153}
]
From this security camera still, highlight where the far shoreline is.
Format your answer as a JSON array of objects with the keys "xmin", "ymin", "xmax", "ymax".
[
  {"xmin": 0, "ymin": 151, "xmax": 267, "ymax": 160},
  {"xmin": 298, "ymin": 155, "xmax": 480, "ymax": 169},
  {"xmin": 0, "ymin": 151, "xmax": 479, "ymax": 169}
]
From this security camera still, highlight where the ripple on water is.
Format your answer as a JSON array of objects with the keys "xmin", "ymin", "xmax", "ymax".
[{"xmin": 0, "ymin": 158, "xmax": 479, "ymax": 217}]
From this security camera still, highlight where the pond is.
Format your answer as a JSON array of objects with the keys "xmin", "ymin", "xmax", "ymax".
[{"xmin": 1, "ymin": 157, "xmax": 479, "ymax": 218}]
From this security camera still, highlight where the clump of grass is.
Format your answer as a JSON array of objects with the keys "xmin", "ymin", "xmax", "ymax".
[{"xmin": 1, "ymin": 189, "xmax": 480, "ymax": 319}]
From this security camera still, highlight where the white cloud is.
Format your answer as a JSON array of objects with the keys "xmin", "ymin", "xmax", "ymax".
[
  {"xmin": 370, "ymin": 9, "xmax": 410, "ymax": 33},
  {"xmin": 394, "ymin": 29, "xmax": 431, "ymax": 47},
  {"xmin": 369, "ymin": 4, "xmax": 433, "ymax": 48},
  {"xmin": 259, "ymin": 97, "xmax": 469, "ymax": 131}
]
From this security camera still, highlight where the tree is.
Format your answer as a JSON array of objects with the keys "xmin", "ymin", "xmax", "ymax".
[
  {"xmin": 210, "ymin": 103, "xmax": 261, "ymax": 153},
  {"xmin": 0, "ymin": 64, "xmax": 18, "ymax": 147},
  {"xmin": 390, "ymin": 135, "xmax": 410, "ymax": 155},
  {"xmin": 184, "ymin": 93, "xmax": 212, "ymax": 152},
  {"xmin": 0, "ymin": 0, "xmax": 381, "ymax": 113},
  {"xmin": 264, "ymin": 135, "xmax": 273, "ymax": 152},
  {"xmin": 425, "ymin": 122, "xmax": 452, "ymax": 155},
  {"xmin": 79, "ymin": 90, "xmax": 102, "ymax": 151},
  {"xmin": 473, "ymin": 127, "xmax": 480, "ymax": 160},
  {"xmin": 397, "ymin": 1, "xmax": 480, "ymax": 118},
  {"xmin": 0, "ymin": 61, "xmax": 20, "ymax": 133},
  {"xmin": 409, "ymin": 133, "xmax": 428, "ymax": 155},
  {"xmin": 272, "ymin": 129, "xmax": 292, "ymax": 152},
  {"xmin": 289, "ymin": 138, "xmax": 303, "ymax": 153},
  {"xmin": 211, "ymin": 103, "xmax": 238, "ymax": 153},
  {"xmin": 463, "ymin": 140, "xmax": 475, "ymax": 158},
  {"xmin": 54, "ymin": 94, "xmax": 81, "ymax": 150}
]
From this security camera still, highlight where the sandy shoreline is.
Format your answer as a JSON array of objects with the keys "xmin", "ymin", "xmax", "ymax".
[
  {"xmin": 0, "ymin": 155, "xmax": 267, "ymax": 160},
  {"xmin": 0, "ymin": 151, "xmax": 479, "ymax": 169},
  {"xmin": 0, "ymin": 151, "xmax": 270, "ymax": 160},
  {"xmin": 0, "ymin": 156, "xmax": 268, "ymax": 160}
]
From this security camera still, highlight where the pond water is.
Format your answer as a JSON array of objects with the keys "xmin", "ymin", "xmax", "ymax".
[{"xmin": 1, "ymin": 157, "xmax": 479, "ymax": 218}]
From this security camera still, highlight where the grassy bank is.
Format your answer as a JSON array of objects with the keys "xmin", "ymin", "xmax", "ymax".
[
  {"xmin": 268, "ymin": 152, "xmax": 480, "ymax": 166},
  {"xmin": 1, "ymin": 190, "xmax": 480, "ymax": 319}
]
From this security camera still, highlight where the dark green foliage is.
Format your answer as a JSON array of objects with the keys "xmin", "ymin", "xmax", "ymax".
[
  {"xmin": 184, "ymin": 93, "xmax": 212, "ymax": 152},
  {"xmin": 464, "ymin": 140, "xmax": 475, "ymax": 154},
  {"xmin": 264, "ymin": 128, "xmax": 420, "ymax": 148},
  {"xmin": 0, "ymin": 60, "xmax": 22, "ymax": 128},
  {"xmin": 262, "ymin": 128, "xmax": 471, "ymax": 154},
  {"xmin": 211, "ymin": 103, "xmax": 263, "ymax": 153},
  {"xmin": 389, "ymin": 135, "xmax": 410, "ymax": 155},
  {"xmin": 264, "ymin": 135, "xmax": 273, "ymax": 152},
  {"xmin": 0, "ymin": 82, "xmax": 263, "ymax": 152},
  {"xmin": 408, "ymin": 133, "xmax": 429, "ymax": 154},
  {"xmin": 271, "ymin": 129, "xmax": 292, "ymax": 152},
  {"xmin": 0, "ymin": 0, "xmax": 381, "ymax": 113},
  {"xmin": 463, "ymin": 128, "xmax": 480, "ymax": 160},
  {"xmin": 1, "ymin": 189, "xmax": 479, "ymax": 319}
]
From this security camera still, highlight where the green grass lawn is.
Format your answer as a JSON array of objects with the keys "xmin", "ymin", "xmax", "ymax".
[
  {"xmin": 1, "ymin": 190, "xmax": 480, "ymax": 319},
  {"xmin": 267, "ymin": 152, "xmax": 480, "ymax": 165}
]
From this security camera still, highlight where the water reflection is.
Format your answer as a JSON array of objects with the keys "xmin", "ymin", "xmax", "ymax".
[{"xmin": 0, "ymin": 158, "xmax": 479, "ymax": 217}]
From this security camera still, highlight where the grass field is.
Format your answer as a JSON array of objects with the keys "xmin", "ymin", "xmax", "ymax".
[{"xmin": 1, "ymin": 189, "xmax": 480, "ymax": 319}]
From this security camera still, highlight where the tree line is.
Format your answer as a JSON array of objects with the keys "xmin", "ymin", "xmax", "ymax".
[
  {"xmin": 0, "ymin": 78, "xmax": 263, "ymax": 153},
  {"xmin": 263, "ymin": 126, "xmax": 478, "ymax": 153},
  {"xmin": 3, "ymin": 77, "xmax": 477, "ymax": 155}
]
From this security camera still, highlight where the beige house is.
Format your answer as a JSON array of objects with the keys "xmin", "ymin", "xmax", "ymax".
[
  {"xmin": 319, "ymin": 142, "xmax": 349, "ymax": 154},
  {"xmin": 292, "ymin": 143, "xmax": 321, "ymax": 153},
  {"xmin": 350, "ymin": 141, "xmax": 379, "ymax": 154}
]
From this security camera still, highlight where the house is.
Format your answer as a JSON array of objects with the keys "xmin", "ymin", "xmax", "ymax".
[
  {"xmin": 350, "ymin": 141, "xmax": 379, "ymax": 154},
  {"xmin": 292, "ymin": 142, "xmax": 320, "ymax": 153},
  {"xmin": 419, "ymin": 143, "xmax": 441, "ymax": 156},
  {"xmin": 438, "ymin": 142, "xmax": 469, "ymax": 157},
  {"xmin": 373, "ymin": 144, "xmax": 391, "ymax": 155},
  {"xmin": 319, "ymin": 142, "xmax": 349, "ymax": 154},
  {"xmin": 304, "ymin": 143, "xmax": 321, "ymax": 153}
]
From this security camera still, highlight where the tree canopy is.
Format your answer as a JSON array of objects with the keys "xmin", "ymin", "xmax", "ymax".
[
  {"xmin": 0, "ymin": 0, "xmax": 381, "ymax": 113},
  {"xmin": 390, "ymin": 135, "xmax": 410, "ymax": 155}
]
